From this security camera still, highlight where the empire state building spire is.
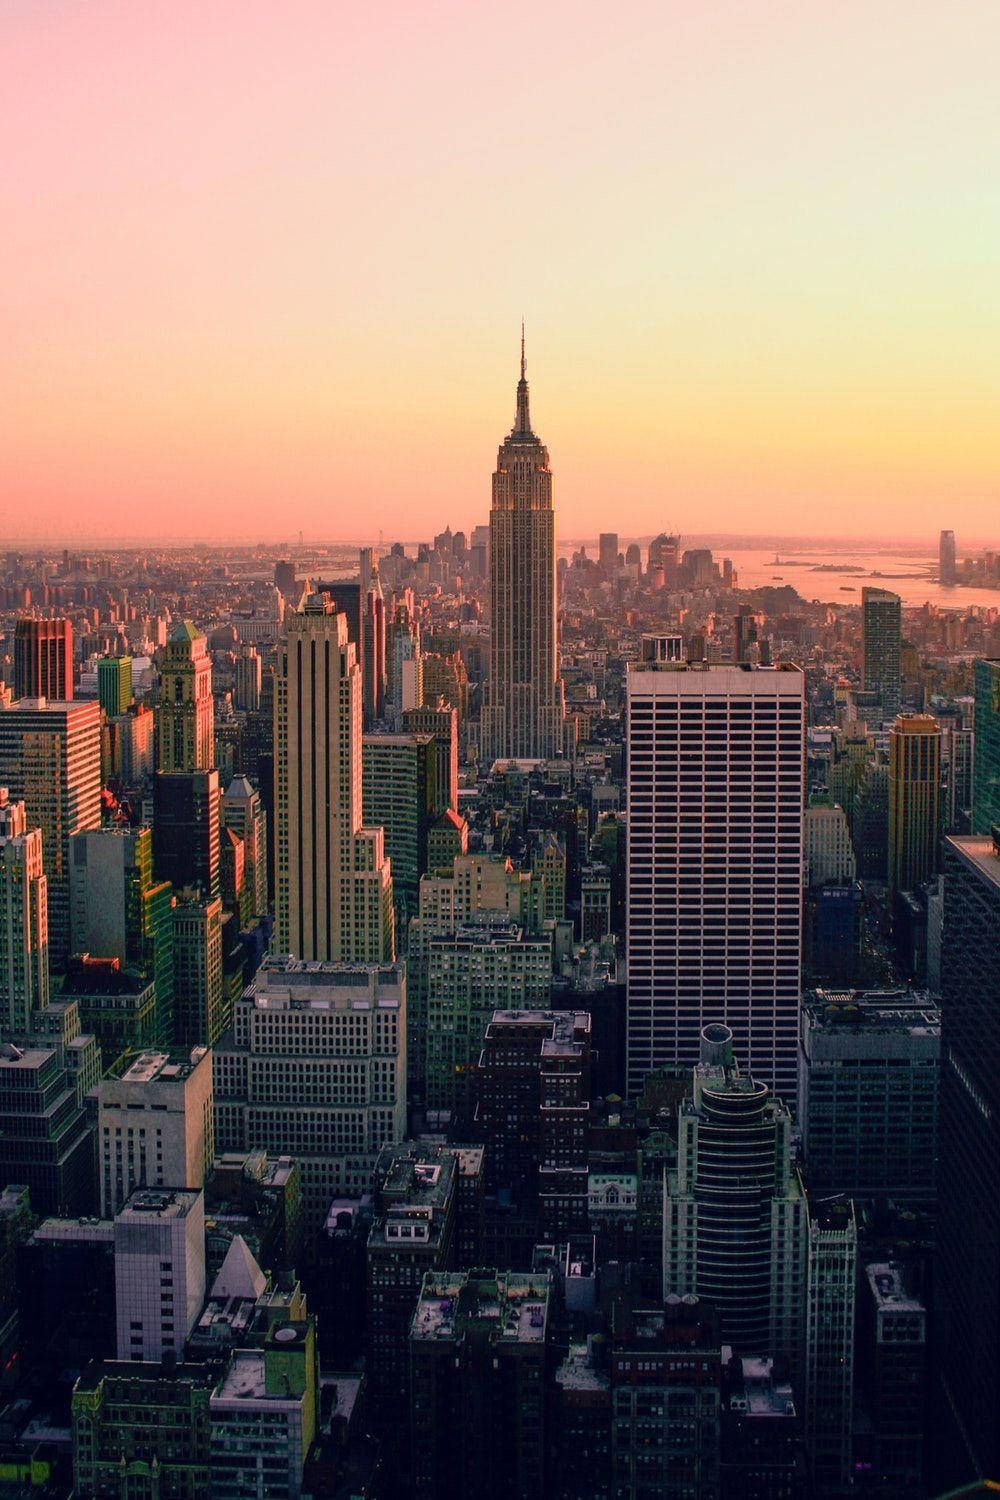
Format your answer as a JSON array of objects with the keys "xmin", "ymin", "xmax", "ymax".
[
  {"xmin": 483, "ymin": 327, "xmax": 566, "ymax": 764},
  {"xmin": 514, "ymin": 320, "xmax": 532, "ymax": 437}
]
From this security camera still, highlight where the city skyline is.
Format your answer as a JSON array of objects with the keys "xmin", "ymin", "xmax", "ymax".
[{"xmin": 5, "ymin": 2, "xmax": 1000, "ymax": 545}]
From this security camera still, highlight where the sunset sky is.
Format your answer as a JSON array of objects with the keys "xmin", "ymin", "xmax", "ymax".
[{"xmin": 3, "ymin": 0, "xmax": 999, "ymax": 545}]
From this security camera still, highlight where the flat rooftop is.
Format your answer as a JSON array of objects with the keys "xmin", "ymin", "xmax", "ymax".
[
  {"xmin": 117, "ymin": 1188, "xmax": 201, "ymax": 1222},
  {"xmin": 117, "ymin": 1048, "xmax": 209, "ymax": 1084},
  {"xmin": 412, "ymin": 1271, "xmax": 550, "ymax": 1345},
  {"xmin": 866, "ymin": 1262, "xmax": 925, "ymax": 1315},
  {"xmin": 946, "ymin": 835, "xmax": 1000, "ymax": 893}
]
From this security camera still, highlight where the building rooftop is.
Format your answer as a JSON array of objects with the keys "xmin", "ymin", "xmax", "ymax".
[
  {"xmin": 865, "ymin": 1261, "xmax": 925, "ymax": 1316},
  {"xmin": 412, "ymin": 1271, "xmax": 551, "ymax": 1345},
  {"xmin": 555, "ymin": 1341, "xmax": 610, "ymax": 1394},
  {"xmin": 803, "ymin": 989, "xmax": 940, "ymax": 1037},
  {"xmin": 116, "ymin": 1188, "xmax": 201, "ymax": 1223},
  {"xmin": 115, "ymin": 1047, "xmax": 210, "ymax": 1085},
  {"xmin": 946, "ymin": 834, "xmax": 1000, "ymax": 893}
]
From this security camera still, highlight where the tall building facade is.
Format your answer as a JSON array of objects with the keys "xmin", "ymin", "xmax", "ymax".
[
  {"xmin": 861, "ymin": 587, "xmax": 902, "ymax": 724},
  {"xmin": 482, "ymin": 333, "xmax": 565, "ymax": 763},
  {"xmin": 973, "ymin": 658, "xmax": 1000, "ymax": 834},
  {"xmin": 0, "ymin": 790, "xmax": 48, "ymax": 1033},
  {"xmin": 220, "ymin": 774, "xmax": 268, "ymax": 920},
  {"xmin": 158, "ymin": 620, "xmax": 214, "ymax": 772},
  {"xmin": 274, "ymin": 593, "xmax": 394, "ymax": 963},
  {"xmin": 626, "ymin": 663, "xmax": 805, "ymax": 1103},
  {"xmin": 97, "ymin": 654, "xmax": 133, "ymax": 718},
  {"xmin": 114, "ymin": 1187, "xmax": 206, "ymax": 1362},
  {"xmin": 937, "ymin": 830, "xmax": 1000, "ymax": 1483},
  {"xmin": 888, "ymin": 714, "xmax": 941, "ymax": 897},
  {"xmin": 14, "ymin": 617, "xmax": 73, "ymax": 701},
  {"xmin": 362, "ymin": 731, "xmax": 437, "ymax": 925},
  {"xmin": 153, "ymin": 768, "xmax": 221, "ymax": 901},
  {"xmin": 939, "ymin": 528, "xmax": 957, "ymax": 585},
  {"xmin": 0, "ymin": 698, "xmax": 102, "ymax": 971},
  {"xmin": 213, "ymin": 956, "xmax": 406, "ymax": 1225},
  {"xmin": 97, "ymin": 1047, "xmax": 213, "ymax": 1216}
]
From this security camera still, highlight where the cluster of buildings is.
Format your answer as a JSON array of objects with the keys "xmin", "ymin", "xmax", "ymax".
[{"xmin": 0, "ymin": 340, "xmax": 997, "ymax": 1497}]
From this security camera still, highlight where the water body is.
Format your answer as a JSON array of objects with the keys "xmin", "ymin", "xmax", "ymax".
[{"xmin": 724, "ymin": 550, "xmax": 1000, "ymax": 610}]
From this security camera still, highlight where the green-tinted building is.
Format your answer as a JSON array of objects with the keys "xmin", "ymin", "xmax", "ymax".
[
  {"xmin": 61, "ymin": 955, "xmax": 158, "ymax": 1069},
  {"xmin": 96, "ymin": 654, "xmax": 133, "ymax": 718},
  {"xmin": 973, "ymin": 658, "xmax": 1000, "ymax": 834},
  {"xmin": 362, "ymin": 731, "xmax": 437, "ymax": 927},
  {"xmin": 72, "ymin": 1360, "xmax": 220, "ymax": 1500}
]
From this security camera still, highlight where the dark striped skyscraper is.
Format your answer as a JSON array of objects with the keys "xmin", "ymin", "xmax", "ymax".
[
  {"xmin": 14, "ymin": 617, "xmax": 73, "ymax": 701},
  {"xmin": 861, "ymin": 587, "xmax": 902, "ymax": 724},
  {"xmin": 482, "ymin": 330, "xmax": 565, "ymax": 764}
]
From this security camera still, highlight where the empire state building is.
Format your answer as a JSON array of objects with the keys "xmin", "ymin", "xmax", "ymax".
[{"xmin": 482, "ymin": 331, "xmax": 565, "ymax": 763}]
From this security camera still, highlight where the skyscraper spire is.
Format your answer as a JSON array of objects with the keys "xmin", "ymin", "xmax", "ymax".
[{"xmin": 514, "ymin": 321, "xmax": 531, "ymax": 436}]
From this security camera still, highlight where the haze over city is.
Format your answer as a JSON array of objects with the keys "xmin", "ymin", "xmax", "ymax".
[{"xmin": 4, "ymin": 0, "xmax": 999, "ymax": 544}]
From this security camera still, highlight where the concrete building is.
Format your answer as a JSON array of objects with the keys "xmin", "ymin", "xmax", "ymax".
[
  {"xmin": 274, "ymin": 593, "xmax": 394, "ymax": 964},
  {"xmin": 482, "ymin": 330, "xmax": 565, "ymax": 763},
  {"xmin": 0, "ymin": 789, "xmax": 48, "ymax": 1033},
  {"xmin": 214, "ymin": 956, "xmax": 406, "ymax": 1225},
  {"xmin": 410, "ymin": 1269, "xmax": 553, "ymax": 1500},
  {"xmin": 114, "ymin": 1187, "xmax": 206, "ymax": 1362},
  {"xmin": 72, "ymin": 1358, "xmax": 219, "ymax": 1499},
  {"xmin": 0, "ymin": 1042, "xmax": 93, "ymax": 1215},
  {"xmin": 940, "ymin": 527, "xmax": 957, "ymax": 586},
  {"xmin": 610, "ymin": 1295, "xmax": 722, "ymax": 1500},
  {"xmin": 234, "ymin": 643, "xmax": 262, "ymax": 713},
  {"xmin": 803, "ymin": 803, "xmax": 856, "ymax": 886},
  {"xmin": 14, "ymin": 616, "xmax": 73, "ymax": 700},
  {"xmin": 403, "ymin": 702, "xmax": 459, "ymax": 813},
  {"xmin": 158, "ymin": 620, "xmax": 214, "ymax": 772},
  {"xmin": 804, "ymin": 1200, "xmax": 856, "ymax": 1493},
  {"xmin": 220, "ymin": 774, "xmax": 268, "ymax": 921},
  {"xmin": 425, "ymin": 915, "xmax": 551, "ymax": 1119},
  {"xmin": 856, "ymin": 1261, "xmax": 927, "ymax": 1493},
  {"xmin": 0, "ymin": 697, "xmax": 102, "ymax": 971},
  {"xmin": 476, "ymin": 1009, "xmax": 591, "ymax": 1237},
  {"xmin": 888, "ymin": 713, "xmax": 941, "ymax": 898},
  {"xmin": 662, "ymin": 1024, "xmax": 806, "ymax": 1367},
  {"xmin": 172, "ymin": 890, "xmax": 225, "ymax": 1047},
  {"xmin": 209, "ymin": 1320, "xmax": 317, "ymax": 1500},
  {"xmin": 69, "ymin": 824, "xmax": 174, "ymax": 1041},
  {"xmin": 798, "ymin": 989, "xmax": 939, "ymax": 1200},
  {"xmin": 626, "ymin": 662, "xmax": 805, "ymax": 1104},
  {"xmin": 861, "ymin": 587, "xmax": 902, "ymax": 724},
  {"xmin": 97, "ymin": 1046, "xmax": 213, "ymax": 1216}
]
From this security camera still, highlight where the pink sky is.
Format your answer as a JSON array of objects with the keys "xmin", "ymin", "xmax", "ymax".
[{"xmin": 3, "ymin": 0, "xmax": 999, "ymax": 544}]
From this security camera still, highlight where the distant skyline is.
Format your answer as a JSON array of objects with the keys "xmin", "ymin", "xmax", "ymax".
[{"xmin": 4, "ymin": 1, "xmax": 999, "ymax": 543}]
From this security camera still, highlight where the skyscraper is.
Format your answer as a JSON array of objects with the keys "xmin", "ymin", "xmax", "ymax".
[
  {"xmin": 362, "ymin": 731, "xmax": 437, "ymax": 926},
  {"xmin": 861, "ymin": 587, "xmax": 902, "ymax": 724},
  {"xmin": 14, "ymin": 617, "xmax": 73, "ymax": 701},
  {"xmin": 482, "ymin": 330, "xmax": 565, "ymax": 763},
  {"xmin": 937, "ymin": 829, "xmax": 1000, "ymax": 1484},
  {"xmin": 626, "ymin": 662, "xmax": 805, "ymax": 1103},
  {"xmin": 158, "ymin": 621, "xmax": 214, "ymax": 773},
  {"xmin": 233, "ymin": 645, "xmax": 261, "ymax": 713},
  {"xmin": 0, "ymin": 698, "xmax": 102, "ymax": 971},
  {"xmin": 939, "ymin": 528, "xmax": 957, "ymax": 585},
  {"xmin": 274, "ymin": 592, "xmax": 394, "ymax": 963},
  {"xmin": 888, "ymin": 714, "xmax": 941, "ymax": 897},
  {"xmin": 153, "ymin": 768, "xmax": 221, "ymax": 902},
  {"xmin": 97, "ymin": 654, "xmax": 133, "ymax": 718},
  {"xmin": 0, "ymin": 790, "xmax": 48, "ymax": 1033},
  {"xmin": 972, "ymin": 658, "xmax": 1000, "ymax": 834},
  {"xmin": 598, "ymin": 531, "xmax": 619, "ymax": 578}
]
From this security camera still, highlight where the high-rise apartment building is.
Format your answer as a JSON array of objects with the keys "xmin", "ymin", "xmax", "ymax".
[
  {"xmin": 626, "ymin": 662, "xmax": 805, "ymax": 1103},
  {"xmin": 482, "ymin": 332, "xmax": 565, "ymax": 763},
  {"xmin": 937, "ymin": 830, "xmax": 1000, "ymax": 1483},
  {"xmin": 14, "ymin": 617, "xmax": 73, "ymax": 700},
  {"xmin": 804, "ymin": 1201, "xmax": 857, "ymax": 1493},
  {"xmin": 97, "ymin": 1047, "xmax": 213, "ymax": 1216},
  {"xmin": 939, "ymin": 527, "xmax": 957, "ymax": 585},
  {"xmin": 158, "ymin": 620, "xmax": 214, "ymax": 772},
  {"xmin": 972, "ymin": 658, "xmax": 1000, "ymax": 834},
  {"xmin": 861, "ymin": 587, "xmax": 902, "ymax": 724},
  {"xmin": 0, "ymin": 790, "xmax": 48, "ymax": 1033},
  {"xmin": 96, "ymin": 654, "xmax": 133, "ymax": 718},
  {"xmin": 274, "ymin": 593, "xmax": 394, "ymax": 964},
  {"xmin": 213, "ymin": 956, "xmax": 406, "ymax": 1225},
  {"xmin": 0, "ymin": 697, "xmax": 102, "ymax": 971},
  {"xmin": 888, "ymin": 714, "xmax": 941, "ymax": 897},
  {"xmin": 114, "ymin": 1187, "xmax": 206, "ymax": 1362}
]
